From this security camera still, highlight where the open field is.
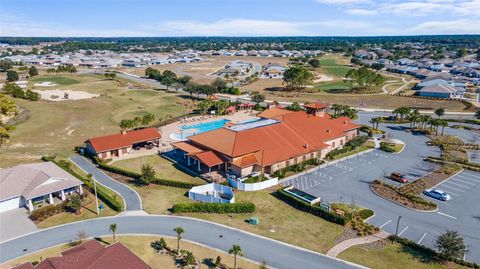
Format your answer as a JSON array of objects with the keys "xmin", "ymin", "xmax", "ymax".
[
  {"xmin": 338, "ymin": 243, "xmax": 469, "ymax": 269},
  {"xmin": 30, "ymin": 76, "xmax": 80, "ymax": 85},
  {"xmin": 2, "ymin": 235, "xmax": 259, "ymax": 269},
  {"xmin": 0, "ymin": 73, "xmax": 189, "ymax": 167},
  {"xmin": 112, "ymin": 155, "xmax": 205, "ymax": 184}
]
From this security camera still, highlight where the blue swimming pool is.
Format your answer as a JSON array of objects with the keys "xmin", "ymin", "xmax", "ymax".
[{"xmin": 170, "ymin": 118, "xmax": 230, "ymax": 141}]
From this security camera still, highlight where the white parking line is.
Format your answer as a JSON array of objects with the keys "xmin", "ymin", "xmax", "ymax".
[
  {"xmin": 461, "ymin": 172, "xmax": 480, "ymax": 179},
  {"xmin": 437, "ymin": 212, "xmax": 457, "ymax": 219},
  {"xmin": 398, "ymin": 226, "xmax": 409, "ymax": 236},
  {"xmin": 440, "ymin": 184, "xmax": 466, "ymax": 193},
  {"xmin": 418, "ymin": 233, "xmax": 427, "ymax": 244},
  {"xmin": 379, "ymin": 219, "xmax": 392, "ymax": 228},
  {"xmin": 445, "ymin": 181, "xmax": 471, "ymax": 189},
  {"xmin": 452, "ymin": 178, "xmax": 476, "ymax": 186},
  {"xmin": 456, "ymin": 174, "xmax": 480, "ymax": 183}
]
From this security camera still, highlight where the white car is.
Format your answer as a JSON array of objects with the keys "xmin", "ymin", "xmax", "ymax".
[{"xmin": 423, "ymin": 189, "xmax": 451, "ymax": 201}]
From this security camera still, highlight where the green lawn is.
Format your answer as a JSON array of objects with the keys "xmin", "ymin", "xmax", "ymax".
[
  {"xmin": 30, "ymin": 76, "xmax": 80, "ymax": 85},
  {"xmin": 338, "ymin": 243, "xmax": 469, "ymax": 269},
  {"xmin": 111, "ymin": 155, "xmax": 205, "ymax": 184},
  {"xmin": 1, "ymin": 74, "xmax": 190, "ymax": 167}
]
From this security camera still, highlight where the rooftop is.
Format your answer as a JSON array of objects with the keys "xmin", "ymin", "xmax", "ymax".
[{"xmin": 87, "ymin": 128, "xmax": 161, "ymax": 153}]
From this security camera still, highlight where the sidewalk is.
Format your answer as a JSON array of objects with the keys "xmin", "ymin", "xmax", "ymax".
[{"xmin": 326, "ymin": 231, "xmax": 390, "ymax": 257}]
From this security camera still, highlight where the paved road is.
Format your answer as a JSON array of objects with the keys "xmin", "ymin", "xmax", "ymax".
[
  {"xmin": 0, "ymin": 216, "xmax": 364, "ymax": 269},
  {"xmin": 69, "ymin": 155, "xmax": 142, "ymax": 211},
  {"xmin": 283, "ymin": 112, "xmax": 480, "ymax": 263}
]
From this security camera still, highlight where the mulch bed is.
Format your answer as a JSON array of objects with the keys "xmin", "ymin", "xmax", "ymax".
[
  {"xmin": 370, "ymin": 181, "xmax": 436, "ymax": 211},
  {"xmin": 335, "ymin": 227, "xmax": 359, "ymax": 244}
]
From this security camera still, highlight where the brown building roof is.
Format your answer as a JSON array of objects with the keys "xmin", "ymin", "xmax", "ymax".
[
  {"xmin": 304, "ymin": 102, "xmax": 328, "ymax": 109},
  {"xmin": 193, "ymin": 151, "xmax": 225, "ymax": 167},
  {"xmin": 258, "ymin": 108, "xmax": 294, "ymax": 119},
  {"xmin": 188, "ymin": 110, "xmax": 359, "ymax": 166},
  {"xmin": 13, "ymin": 240, "xmax": 152, "ymax": 269},
  {"xmin": 87, "ymin": 128, "xmax": 161, "ymax": 153},
  {"xmin": 232, "ymin": 154, "xmax": 259, "ymax": 168}
]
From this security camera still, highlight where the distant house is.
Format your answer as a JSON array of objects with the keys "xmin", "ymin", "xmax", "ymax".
[
  {"xmin": 85, "ymin": 128, "xmax": 161, "ymax": 159},
  {"xmin": 0, "ymin": 162, "xmax": 83, "ymax": 212},
  {"xmin": 263, "ymin": 63, "xmax": 285, "ymax": 78},
  {"xmin": 121, "ymin": 59, "xmax": 147, "ymax": 67},
  {"xmin": 12, "ymin": 240, "xmax": 151, "ymax": 269},
  {"xmin": 417, "ymin": 84, "xmax": 457, "ymax": 99}
]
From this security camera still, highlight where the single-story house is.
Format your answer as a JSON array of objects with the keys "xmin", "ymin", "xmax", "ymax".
[
  {"xmin": 85, "ymin": 128, "xmax": 161, "ymax": 159},
  {"xmin": 417, "ymin": 84, "xmax": 457, "ymax": 99},
  {"xmin": 263, "ymin": 63, "xmax": 285, "ymax": 78},
  {"xmin": 172, "ymin": 105, "xmax": 359, "ymax": 179},
  {"xmin": 12, "ymin": 240, "xmax": 151, "ymax": 269},
  {"xmin": 0, "ymin": 162, "xmax": 84, "ymax": 212}
]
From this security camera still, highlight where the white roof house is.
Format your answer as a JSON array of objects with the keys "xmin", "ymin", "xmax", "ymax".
[{"xmin": 0, "ymin": 162, "xmax": 83, "ymax": 212}]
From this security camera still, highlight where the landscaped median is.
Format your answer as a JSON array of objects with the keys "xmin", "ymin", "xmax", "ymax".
[
  {"xmin": 379, "ymin": 140, "xmax": 404, "ymax": 153},
  {"xmin": 172, "ymin": 202, "xmax": 256, "ymax": 213},
  {"xmin": 370, "ymin": 164, "xmax": 462, "ymax": 211}
]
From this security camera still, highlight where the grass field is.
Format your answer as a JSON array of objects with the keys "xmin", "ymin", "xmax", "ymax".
[
  {"xmin": 111, "ymin": 155, "xmax": 205, "ymax": 184},
  {"xmin": 2, "ymin": 236, "xmax": 259, "ymax": 269},
  {"xmin": 0, "ymin": 74, "xmax": 189, "ymax": 167},
  {"xmin": 338, "ymin": 243, "xmax": 469, "ymax": 269},
  {"xmin": 30, "ymin": 76, "xmax": 80, "ymax": 85}
]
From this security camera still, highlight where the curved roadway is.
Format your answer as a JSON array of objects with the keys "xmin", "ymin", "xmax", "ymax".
[{"xmin": 0, "ymin": 215, "xmax": 363, "ymax": 269}]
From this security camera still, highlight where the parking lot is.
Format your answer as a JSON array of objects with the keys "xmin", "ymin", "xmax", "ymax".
[{"xmin": 281, "ymin": 147, "xmax": 480, "ymax": 263}]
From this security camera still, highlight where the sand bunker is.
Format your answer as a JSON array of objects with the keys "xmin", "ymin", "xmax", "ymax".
[
  {"xmin": 34, "ymin": 81, "xmax": 57, "ymax": 87},
  {"xmin": 33, "ymin": 89, "xmax": 99, "ymax": 101},
  {"xmin": 313, "ymin": 75, "xmax": 334, "ymax": 82}
]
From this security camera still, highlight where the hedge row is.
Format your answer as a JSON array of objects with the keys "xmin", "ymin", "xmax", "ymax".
[
  {"xmin": 389, "ymin": 235, "xmax": 479, "ymax": 269},
  {"xmin": 276, "ymin": 188, "xmax": 350, "ymax": 225},
  {"xmin": 426, "ymin": 156, "xmax": 480, "ymax": 172},
  {"xmin": 30, "ymin": 201, "xmax": 68, "ymax": 221},
  {"xmin": 97, "ymin": 162, "xmax": 199, "ymax": 189},
  {"xmin": 49, "ymin": 159, "xmax": 124, "ymax": 212},
  {"xmin": 172, "ymin": 202, "xmax": 256, "ymax": 213}
]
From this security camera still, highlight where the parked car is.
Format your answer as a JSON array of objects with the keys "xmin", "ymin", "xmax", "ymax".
[
  {"xmin": 145, "ymin": 142, "xmax": 154, "ymax": 149},
  {"xmin": 390, "ymin": 172, "xmax": 409, "ymax": 183},
  {"xmin": 423, "ymin": 189, "xmax": 451, "ymax": 201}
]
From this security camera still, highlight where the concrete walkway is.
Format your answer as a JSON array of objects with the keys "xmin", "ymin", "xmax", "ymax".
[
  {"xmin": 69, "ymin": 155, "xmax": 142, "ymax": 211},
  {"xmin": 327, "ymin": 231, "xmax": 390, "ymax": 257}
]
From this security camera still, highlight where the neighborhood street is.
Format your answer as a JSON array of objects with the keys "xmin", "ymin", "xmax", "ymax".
[{"xmin": 0, "ymin": 215, "xmax": 364, "ymax": 269}]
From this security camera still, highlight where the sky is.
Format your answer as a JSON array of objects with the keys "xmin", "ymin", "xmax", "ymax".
[{"xmin": 0, "ymin": 0, "xmax": 479, "ymax": 37}]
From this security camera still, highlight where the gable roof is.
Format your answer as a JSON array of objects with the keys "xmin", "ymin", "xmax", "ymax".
[
  {"xmin": 419, "ymin": 84, "xmax": 457, "ymax": 94},
  {"xmin": 30, "ymin": 240, "xmax": 151, "ymax": 269},
  {"xmin": 87, "ymin": 128, "xmax": 161, "ymax": 153},
  {"xmin": 0, "ymin": 162, "xmax": 83, "ymax": 201}
]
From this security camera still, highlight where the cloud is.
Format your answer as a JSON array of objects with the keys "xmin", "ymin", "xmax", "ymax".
[
  {"xmin": 409, "ymin": 19, "xmax": 480, "ymax": 34},
  {"xmin": 316, "ymin": 0, "xmax": 370, "ymax": 4},
  {"xmin": 345, "ymin": 9, "xmax": 377, "ymax": 16}
]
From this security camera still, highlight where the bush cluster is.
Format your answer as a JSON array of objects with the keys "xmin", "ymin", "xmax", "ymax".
[
  {"xmin": 29, "ymin": 201, "xmax": 67, "ymax": 221},
  {"xmin": 97, "ymin": 162, "xmax": 199, "ymax": 189},
  {"xmin": 389, "ymin": 235, "xmax": 479, "ymax": 269},
  {"xmin": 380, "ymin": 142, "xmax": 396, "ymax": 152},
  {"xmin": 272, "ymin": 158, "xmax": 320, "ymax": 179},
  {"xmin": 350, "ymin": 214, "xmax": 379, "ymax": 236},
  {"xmin": 172, "ymin": 202, "xmax": 256, "ymax": 213},
  {"xmin": 276, "ymin": 188, "xmax": 350, "ymax": 225},
  {"xmin": 326, "ymin": 136, "xmax": 369, "ymax": 160}
]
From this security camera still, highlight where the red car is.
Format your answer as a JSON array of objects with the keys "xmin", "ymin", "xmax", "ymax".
[{"xmin": 390, "ymin": 172, "xmax": 409, "ymax": 183}]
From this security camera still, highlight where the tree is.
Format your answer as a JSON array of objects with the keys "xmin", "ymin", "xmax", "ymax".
[
  {"xmin": 283, "ymin": 66, "xmax": 314, "ymax": 90},
  {"xmin": 435, "ymin": 230, "xmax": 467, "ymax": 260},
  {"xmin": 109, "ymin": 223, "xmax": 117, "ymax": 242},
  {"xmin": 141, "ymin": 113, "xmax": 155, "ymax": 127},
  {"xmin": 0, "ymin": 94, "xmax": 18, "ymax": 116},
  {"xmin": 174, "ymin": 227, "xmax": 184, "ymax": 254},
  {"xmin": 229, "ymin": 244, "xmax": 243, "ymax": 269},
  {"xmin": 392, "ymin": 107, "xmax": 411, "ymax": 121},
  {"xmin": 119, "ymin": 119, "xmax": 134, "ymax": 131},
  {"xmin": 177, "ymin": 75, "xmax": 192, "ymax": 87},
  {"xmin": 151, "ymin": 238, "xmax": 167, "ymax": 254},
  {"xmin": 285, "ymin": 101, "xmax": 303, "ymax": 111},
  {"xmin": 6, "ymin": 70, "xmax": 19, "ymax": 82},
  {"xmin": 197, "ymin": 99, "xmax": 213, "ymax": 115},
  {"xmin": 438, "ymin": 119, "xmax": 448, "ymax": 136},
  {"xmin": 28, "ymin": 66, "xmax": 38, "ymax": 77},
  {"xmin": 0, "ymin": 59, "xmax": 13, "ymax": 72},
  {"xmin": 308, "ymin": 58, "xmax": 320, "ymax": 69},
  {"xmin": 457, "ymin": 48, "xmax": 467, "ymax": 58},
  {"xmin": 434, "ymin": 107, "xmax": 445, "ymax": 118},
  {"xmin": 25, "ymin": 89, "xmax": 40, "ymax": 101},
  {"xmin": 139, "ymin": 164, "xmax": 155, "ymax": 185},
  {"xmin": 104, "ymin": 72, "xmax": 116, "ymax": 80},
  {"xmin": 211, "ymin": 77, "xmax": 227, "ymax": 92},
  {"xmin": 251, "ymin": 93, "xmax": 265, "ymax": 105},
  {"xmin": 68, "ymin": 194, "xmax": 82, "ymax": 214}
]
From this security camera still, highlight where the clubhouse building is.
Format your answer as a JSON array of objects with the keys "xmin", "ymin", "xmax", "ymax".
[{"xmin": 172, "ymin": 104, "xmax": 359, "ymax": 180}]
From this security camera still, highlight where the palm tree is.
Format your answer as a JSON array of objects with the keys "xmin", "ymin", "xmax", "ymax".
[
  {"xmin": 408, "ymin": 111, "xmax": 420, "ymax": 129},
  {"xmin": 174, "ymin": 227, "xmax": 184, "ymax": 254},
  {"xmin": 473, "ymin": 108, "xmax": 480, "ymax": 128},
  {"xmin": 229, "ymin": 244, "xmax": 243, "ymax": 269},
  {"xmin": 331, "ymin": 104, "xmax": 343, "ymax": 117},
  {"xmin": 109, "ymin": 223, "xmax": 117, "ymax": 242},
  {"xmin": 434, "ymin": 107, "xmax": 445, "ymax": 118},
  {"xmin": 438, "ymin": 119, "xmax": 448, "ymax": 136}
]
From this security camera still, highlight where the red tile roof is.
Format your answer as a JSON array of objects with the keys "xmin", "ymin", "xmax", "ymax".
[
  {"xmin": 189, "ymin": 110, "xmax": 359, "ymax": 166},
  {"xmin": 193, "ymin": 151, "xmax": 225, "ymax": 167},
  {"xmin": 304, "ymin": 102, "xmax": 328, "ymax": 109},
  {"xmin": 232, "ymin": 154, "xmax": 259, "ymax": 168},
  {"xmin": 87, "ymin": 128, "xmax": 161, "ymax": 153},
  {"xmin": 11, "ymin": 263, "xmax": 34, "ymax": 269},
  {"xmin": 30, "ymin": 240, "xmax": 151, "ymax": 269}
]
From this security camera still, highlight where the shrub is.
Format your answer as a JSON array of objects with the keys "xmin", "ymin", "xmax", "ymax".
[
  {"xmin": 29, "ymin": 201, "xmax": 67, "ymax": 221},
  {"xmin": 276, "ymin": 188, "xmax": 350, "ymax": 225},
  {"xmin": 172, "ymin": 202, "xmax": 256, "ymax": 213},
  {"xmin": 358, "ymin": 208, "xmax": 374, "ymax": 220},
  {"xmin": 98, "ymin": 162, "xmax": 199, "ymax": 189}
]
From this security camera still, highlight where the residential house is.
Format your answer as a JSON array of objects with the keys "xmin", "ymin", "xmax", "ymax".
[
  {"xmin": 0, "ymin": 162, "xmax": 83, "ymax": 212},
  {"xmin": 262, "ymin": 63, "xmax": 285, "ymax": 78},
  {"xmin": 417, "ymin": 84, "xmax": 457, "ymax": 99}
]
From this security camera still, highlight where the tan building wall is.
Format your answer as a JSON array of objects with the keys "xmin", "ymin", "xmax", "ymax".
[{"xmin": 231, "ymin": 164, "xmax": 256, "ymax": 178}]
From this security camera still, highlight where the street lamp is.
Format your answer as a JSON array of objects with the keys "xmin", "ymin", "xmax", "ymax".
[
  {"xmin": 88, "ymin": 173, "xmax": 99, "ymax": 215},
  {"xmin": 395, "ymin": 216, "xmax": 402, "ymax": 236}
]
